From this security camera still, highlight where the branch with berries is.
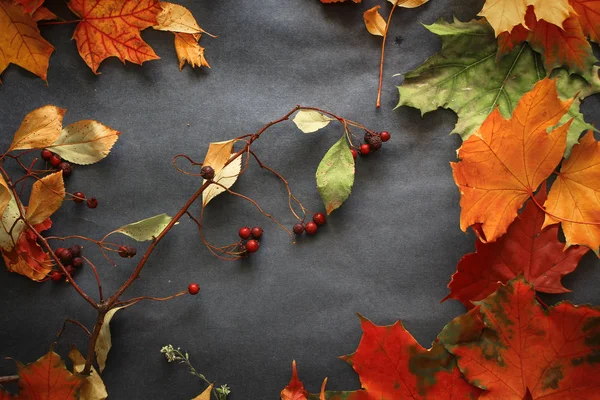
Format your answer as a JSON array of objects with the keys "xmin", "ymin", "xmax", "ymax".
[{"xmin": 0, "ymin": 105, "xmax": 389, "ymax": 398}]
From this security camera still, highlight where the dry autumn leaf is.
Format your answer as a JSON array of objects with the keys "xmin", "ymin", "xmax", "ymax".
[
  {"xmin": 49, "ymin": 120, "xmax": 121, "ymax": 165},
  {"xmin": 363, "ymin": 6, "xmax": 386, "ymax": 36},
  {"xmin": 154, "ymin": 1, "xmax": 208, "ymax": 34},
  {"xmin": 445, "ymin": 278, "xmax": 600, "ymax": 399},
  {"xmin": 0, "ymin": 0, "xmax": 54, "ymax": 82},
  {"xmin": 8, "ymin": 105, "xmax": 65, "ymax": 152},
  {"xmin": 69, "ymin": 347, "xmax": 108, "ymax": 400},
  {"xmin": 26, "ymin": 171, "xmax": 65, "ymax": 225},
  {"xmin": 572, "ymin": 0, "xmax": 600, "ymax": 43},
  {"xmin": 68, "ymin": 0, "xmax": 162, "ymax": 74},
  {"xmin": 544, "ymin": 131, "xmax": 600, "ymax": 253},
  {"xmin": 203, "ymin": 154, "xmax": 242, "ymax": 206},
  {"xmin": 31, "ymin": 6, "xmax": 57, "ymax": 22},
  {"xmin": 281, "ymin": 361, "xmax": 308, "ymax": 400},
  {"xmin": 320, "ymin": 0, "xmax": 361, "ymax": 3},
  {"xmin": 95, "ymin": 304, "xmax": 133, "ymax": 373},
  {"xmin": 14, "ymin": 0, "xmax": 44, "ymax": 14},
  {"xmin": 444, "ymin": 184, "xmax": 589, "ymax": 308},
  {"xmin": 192, "ymin": 384, "xmax": 214, "ymax": 400},
  {"xmin": 2, "ymin": 218, "xmax": 53, "ymax": 281},
  {"xmin": 451, "ymin": 78, "xmax": 572, "ymax": 242},
  {"xmin": 174, "ymin": 33, "xmax": 210, "ymax": 70}
]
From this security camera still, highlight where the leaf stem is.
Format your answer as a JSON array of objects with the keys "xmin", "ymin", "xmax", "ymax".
[{"xmin": 376, "ymin": 0, "xmax": 399, "ymax": 108}]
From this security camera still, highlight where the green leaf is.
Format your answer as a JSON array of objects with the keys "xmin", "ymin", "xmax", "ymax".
[
  {"xmin": 49, "ymin": 120, "xmax": 120, "ymax": 165},
  {"xmin": 396, "ymin": 18, "xmax": 599, "ymax": 156},
  {"xmin": 114, "ymin": 213, "xmax": 174, "ymax": 242},
  {"xmin": 316, "ymin": 135, "xmax": 354, "ymax": 214},
  {"xmin": 293, "ymin": 110, "xmax": 335, "ymax": 133}
]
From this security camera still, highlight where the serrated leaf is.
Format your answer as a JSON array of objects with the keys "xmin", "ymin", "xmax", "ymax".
[
  {"xmin": 364, "ymin": 6, "xmax": 386, "ymax": 36},
  {"xmin": 292, "ymin": 110, "xmax": 335, "ymax": 133},
  {"xmin": 174, "ymin": 33, "xmax": 210, "ymax": 70},
  {"xmin": 114, "ymin": 213, "xmax": 174, "ymax": 242},
  {"xmin": 203, "ymin": 155, "xmax": 242, "ymax": 206},
  {"xmin": 95, "ymin": 304, "xmax": 133, "ymax": 373},
  {"xmin": 8, "ymin": 105, "xmax": 65, "ymax": 151},
  {"xmin": 49, "ymin": 120, "xmax": 120, "ymax": 165},
  {"xmin": 69, "ymin": 347, "xmax": 108, "ymax": 400},
  {"xmin": 203, "ymin": 139, "xmax": 236, "ymax": 174},
  {"xmin": 316, "ymin": 135, "xmax": 354, "ymax": 214},
  {"xmin": 154, "ymin": 2, "xmax": 208, "ymax": 34},
  {"xmin": 26, "ymin": 171, "xmax": 65, "ymax": 225}
]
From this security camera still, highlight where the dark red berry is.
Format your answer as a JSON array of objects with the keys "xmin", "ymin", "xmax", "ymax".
[
  {"xmin": 86, "ymin": 197, "xmax": 98, "ymax": 209},
  {"xmin": 58, "ymin": 161, "xmax": 72, "ymax": 177},
  {"xmin": 305, "ymin": 221, "xmax": 318, "ymax": 235},
  {"xmin": 364, "ymin": 132, "xmax": 375, "ymax": 143},
  {"xmin": 49, "ymin": 154, "xmax": 61, "ymax": 167},
  {"xmin": 367, "ymin": 135, "xmax": 382, "ymax": 151},
  {"xmin": 50, "ymin": 271, "xmax": 62, "ymax": 281},
  {"xmin": 41, "ymin": 149, "xmax": 52, "ymax": 161},
  {"xmin": 64, "ymin": 265, "xmax": 75, "ymax": 276},
  {"xmin": 351, "ymin": 149, "xmax": 358, "ymax": 159},
  {"xmin": 251, "ymin": 226, "xmax": 263, "ymax": 239},
  {"xmin": 72, "ymin": 257, "xmax": 84, "ymax": 268},
  {"xmin": 70, "ymin": 245, "xmax": 82, "ymax": 257},
  {"xmin": 201, "ymin": 165, "xmax": 215, "ymax": 180},
  {"xmin": 360, "ymin": 144, "xmax": 370, "ymax": 155},
  {"xmin": 73, "ymin": 192, "xmax": 85, "ymax": 203},
  {"xmin": 313, "ymin": 212, "xmax": 326, "ymax": 226},
  {"xmin": 59, "ymin": 249, "xmax": 72, "ymax": 264},
  {"xmin": 118, "ymin": 245, "xmax": 137, "ymax": 258},
  {"xmin": 55, "ymin": 247, "xmax": 67, "ymax": 258},
  {"xmin": 380, "ymin": 131, "xmax": 391, "ymax": 142},
  {"xmin": 188, "ymin": 283, "xmax": 200, "ymax": 295},
  {"xmin": 239, "ymin": 226, "xmax": 251, "ymax": 239},
  {"xmin": 293, "ymin": 222, "xmax": 305, "ymax": 235},
  {"xmin": 246, "ymin": 239, "xmax": 260, "ymax": 253}
]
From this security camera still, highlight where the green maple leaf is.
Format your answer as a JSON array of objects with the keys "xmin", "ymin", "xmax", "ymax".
[{"xmin": 396, "ymin": 18, "xmax": 599, "ymax": 157}]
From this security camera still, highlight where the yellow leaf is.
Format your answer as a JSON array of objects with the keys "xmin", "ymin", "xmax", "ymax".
[
  {"xmin": 154, "ymin": 2, "xmax": 208, "ymax": 34},
  {"xmin": 68, "ymin": 347, "xmax": 108, "ymax": 400},
  {"xmin": 292, "ymin": 110, "xmax": 334, "ymax": 133},
  {"xmin": 203, "ymin": 139, "xmax": 236, "ymax": 175},
  {"xmin": 203, "ymin": 154, "xmax": 242, "ymax": 206},
  {"xmin": 49, "ymin": 120, "xmax": 121, "ymax": 165},
  {"xmin": 191, "ymin": 384, "xmax": 213, "ymax": 400},
  {"xmin": 0, "ymin": 174, "xmax": 12, "ymax": 218},
  {"xmin": 174, "ymin": 33, "xmax": 210, "ymax": 70},
  {"xmin": 8, "ymin": 105, "xmax": 65, "ymax": 152},
  {"xmin": 26, "ymin": 171, "xmax": 65, "ymax": 225},
  {"xmin": 364, "ymin": 6, "xmax": 386, "ymax": 36},
  {"xmin": 0, "ymin": 188, "xmax": 25, "ymax": 251},
  {"xmin": 387, "ymin": 0, "xmax": 430, "ymax": 7},
  {"xmin": 95, "ymin": 304, "xmax": 133, "ymax": 373}
]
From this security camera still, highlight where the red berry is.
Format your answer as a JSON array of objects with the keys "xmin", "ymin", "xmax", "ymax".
[
  {"xmin": 251, "ymin": 226, "xmax": 263, "ymax": 239},
  {"xmin": 55, "ymin": 247, "xmax": 67, "ymax": 257},
  {"xmin": 73, "ymin": 192, "xmax": 85, "ymax": 203},
  {"xmin": 70, "ymin": 245, "xmax": 82, "ymax": 257},
  {"xmin": 64, "ymin": 265, "xmax": 75, "ymax": 275},
  {"xmin": 305, "ymin": 221, "xmax": 318, "ymax": 235},
  {"xmin": 41, "ymin": 149, "xmax": 52, "ymax": 161},
  {"xmin": 246, "ymin": 239, "xmax": 260, "ymax": 253},
  {"xmin": 313, "ymin": 212, "xmax": 326, "ymax": 226},
  {"xmin": 50, "ymin": 271, "xmax": 62, "ymax": 281},
  {"xmin": 380, "ymin": 131, "xmax": 391, "ymax": 142},
  {"xmin": 188, "ymin": 283, "xmax": 200, "ymax": 295},
  {"xmin": 86, "ymin": 197, "xmax": 98, "ymax": 209},
  {"xmin": 351, "ymin": 149, "xmax": 358, "ymax": 159},
  {"xmin": 239, "ymin": 226, "xmax": 252, "ymax": 239},
  {"xmin": 49, "ymin": 154, "xmax": 61, "ymax": 167},
  {"xmin": 59, "ymin": 249, "xmax": 72, "ymax": 264},
  {"xmin": 58, "ymin": 161, "xmax": 72, "ymax": 177},
  {"xmin": 293, "ymin": 222, "xmax": 305, "ymax": 235},
  {"xmin": 72, "ymin": 257, "xmax": 84, "ymax": 268},
  {"xmin": 359, "ymin": 144, "xmax": 370, "ymax": 155}
]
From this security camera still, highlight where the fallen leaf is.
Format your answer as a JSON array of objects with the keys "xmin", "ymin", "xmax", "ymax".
[
  {"xmin": 8, "ymin": 105, "xmax": 65, "ymax": 152},
  {"xmin": 203, "ymin": 154, "xmax": 242, "ymax": 206},
  {"xmin": 14, "ymin": 0, "xmax": 43, "ymax": 14},
  {"xmin": 544, "ymin": 131, "xmax": 600, "ymax": 253},
  {"xmin": 451, "ymin": 78, "xmax": 572, "ymax": 242},
  {"xmin": 26, "ymin": 171, "xmax": 65, "ymax": 225},
  {"xmin": 0, "ymin": 184, "xmax": 26, "ymax": 251},
  {"xmin": 1, "ymin": 350, "xmax": 83, "ymax": 399},
  {"xmin": 95, "ymin": 304, "xmax": 133, "ymax": 373},
  {"xmin": 281, "ymin": 361, "xmax": 308, "ymax": 400},
  {"xmin": 0, "ymin": 174, "xmax": 12, "ymax": 218},
  {"xmin": 192, "ymin": 384, "xmax": 214, "ymax": 400},
  {"xmin": 444, "ymin": 184, "xmax": 589, "ymax": 308},
  {"xmin": 69, "ymin": 347, "xmax": 108, "ymax": 400},
  {"xmin": 387, "ymin": 0, "xmax": 430, "ymax": 8},
  {"xmin": 445, "ymin": 278, "xmax": 600, "ymax": 399},
  {"xmin": 174, "ymin": 33, "xmax": 210, "ymax": 70},
  {"xmin": 363, "ymin": 6, "xmax": 386, "ymax": 36},
  {"xmin": 0, "ymin": 0, "xmax": 54, "ymax": 81},
  {"xmin": 31, "ymin": 6, "xmax": 57, "ymax": 22},
  {"xmin": 68, "ymin": 0, "xmax": 162, "ymax": 74},
  {"xmin": 202, "ymin": 139, "xmax": 236, "ymax": 174},
  {"xmin": 320, "ymin": 0, "xmax": 361, "ymax": 3},
  {"xmin": 293, "ymin": 110, "xmax": 335, "ymax": 133},
  {"xmin": 571, "ymin": 0, "xmax": 600, "ymax": 43},
  {"xmin": 49, "ymin": 120, "xmax": 121, "ymax": 165},
  {"xmin": 154, "ymin": 2, "xmax": 208, "ymax": 34},
  {"xmin": 114, "ymin": 213, "xmax": 174, "ymax": 242},
  {"xmin": 316, "ymin": 135, "xmax": 354, "ymax": 214},
  {"xmin": 2, "ymin": 218, "xmax": 53, "ymax": 281}
]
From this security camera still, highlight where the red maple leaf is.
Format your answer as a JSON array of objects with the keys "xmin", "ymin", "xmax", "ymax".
[
  {"xmin": 444, "ymin": 184, "xmax": 589, "ymax": 308},
  {"xmin": 2, "ymin": 217, "xmax": 53, "ymax": 281},
  {"xmin": 281, "ymin": 361, "xmax": 309, "ymax": 400}
]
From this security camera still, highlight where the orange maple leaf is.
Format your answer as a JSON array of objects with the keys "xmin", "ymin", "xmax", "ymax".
[
  {"xmin": 543, "ymin": 131, "xmax": 600, "ymax": 253},
  {"xmin": 571, "ymin": 0, "xmax": 600, "ymax": 43},
  {"xmin": 445, "ymin": 278, "xmax": 600, "ymax": 399},
  {"xmin": 2, "ymin": 218, "xmax": 53, "ymax": 281},
  {"xmin": 451, "ymin": 78, "xmax": 572, "ymax": 243},
  {"xmin": 68, "ymin": 0, "xmax": 162, "ymax": 74},
  {"xmin": 0, "ymin": 0, "xmax": 54, "ymax": 81}
]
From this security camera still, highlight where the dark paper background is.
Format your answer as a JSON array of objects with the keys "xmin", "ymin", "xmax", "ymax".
[{"xmin": 1, "ymin": 0, "xmax": 599, "ymax": 398}]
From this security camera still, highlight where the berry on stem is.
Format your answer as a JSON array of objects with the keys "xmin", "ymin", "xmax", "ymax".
[
  {"xmin": 118, "ymin": 245, "xmax": 137, "ymax": 258},
  {"xmin": 72, "ymin": 257, "xmax": 84, "ymax": 268},
  {"xmin": 201, "ymin": 165, "xmax": 215, "ymax": 180},
  {"xmin": 359, "ymin": 144, "xmax": 370, "ymax": 155},
  {"xmin": 313, "ymin": 212, "xmax": 326, "ymax": 226},
  {"xmin": 246, "ymin": 239, "xmax": 259, "ymax": 253},
  {"xmin": 58, "ymin": 161, "xmax": 72, "ymax": 177},
  {"xmin": 251, "ymin": 227, "xmax": 263, "ymax": 239},
  {"xmin": 305, "ymin": 221, "xmax": 318, "ymax": 235},
  {"xmin": 65, "ymin": 265, "xmax": 75, "ymax": 276},
  {"xmin": 73, "ymin": 192, "xmax": 85, "ymax": 203},
  {"xmin": 188, "ymin": 283, "xmax": 200, "ymax": 295},
  {"xmin": 59, "ymin": 249, "xmax": 72, "ymax": 264},
  {"xmin": 351, "ymin": 149, "xmax": 358, "ymax": 159},
  {"xmin": 70, "ymin": 245, "xmax": 82, "ymax": 257},
  {"xmin": 293, "ymin": 222, "xmax": 305, "ymax": 235},
  {"xmin": 380, "ymin": 131, "xmax": 390, "ymax": 142},
  {"xmin": 87, "ymin": 197, "xmax": 98, "ymax": 209},
  {"xmin": 41, "ymin": 149, "xmax": 52, "ymax": 161},
  {"xmin": 367, "ymin": 135, "xmax": 382, "ymax": 151},
  {"xmin": 50, "ymin": 271, "xmax": 62, "ymax": 281},
  {"xmin": 239, "ymin": 227, "xmax": 252, "ymax": 240},
  {"xmin": 49, "ymin": 154, "xmax": 61, "ymax": 167}
]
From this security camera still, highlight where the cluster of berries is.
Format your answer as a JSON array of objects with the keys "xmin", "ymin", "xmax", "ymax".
[
  {"xmin": 351, "ymin": 131, "xmax": 391, "ymax": 158},
  {"xmin": 238, "ymin": 226, "xmax": 263, "ymax": 255},
  {"xmin": 293, "ymin": 212, "xmax": 326, "ymax": 236},
  {"xmin": 49, "ymin": 245, "xmax": 84, "ymax": 282}
]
